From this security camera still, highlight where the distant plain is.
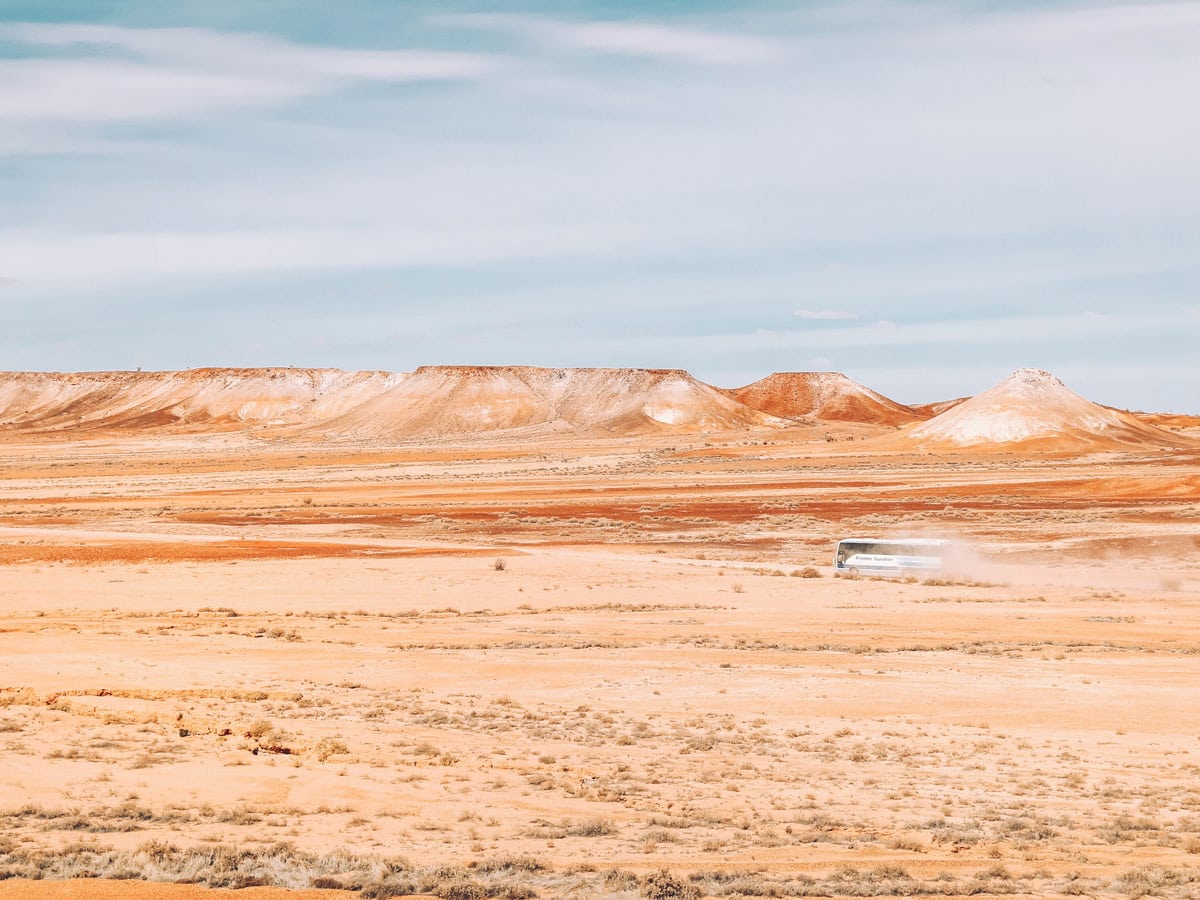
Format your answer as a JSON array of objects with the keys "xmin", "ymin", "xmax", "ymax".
[{"xmin": 2, "ymin": 419, "xmax": 1199, "ymax": 898}]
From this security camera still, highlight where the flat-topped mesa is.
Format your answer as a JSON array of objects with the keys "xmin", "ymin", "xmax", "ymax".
[
  {"xmin": 159, "ymin": 366, "xmax": 355, "ymax": 378},
  {"xmin": 0, "ymin": 368, "xmax": 402, "ymax": 432},
  {"xmin": 0, "ymin": 366, "xmax": 373, "ymax": 385},
  {"xmin": 549, "ymin": 367, "xmax": 785, "ymax": 432},
  {"xmin": 730, "ymin": 371, "xmax": 923, "ymax": 426},
  {"xmin": 410, "ymin": 365, "xmax": 692, "ymax": 378},
  {"xmin": 898, "ymin": 368, "xmax": 1183, "ymax": 450},
  {"xmin": 315, "ymin": 365, "xmax": 788, "ymax": 439},
  {"xmin": 3, "ymin": 366, "xmax": 1187, "ymax": 448}
]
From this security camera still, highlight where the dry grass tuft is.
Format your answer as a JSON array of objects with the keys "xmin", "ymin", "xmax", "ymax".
[
  {"xmin": 642, "ymin": 869, "xmax": 700, "ymax": 900},
  {"xmin": 567, "ymin": 817, "xmax": 615, "ymax": 837}
]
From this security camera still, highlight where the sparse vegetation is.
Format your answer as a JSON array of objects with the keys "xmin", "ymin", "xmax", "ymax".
[
  {"xmin": 567, "ymin": 817, "xmax": 615, "ymax": 837},
  {"xmin": 2, "ymin": 424, "xmax": 1198, "ymax": 899},
  {"xmin": 642, "ymin": 869, "xmax": 700, "ymax": 900}
]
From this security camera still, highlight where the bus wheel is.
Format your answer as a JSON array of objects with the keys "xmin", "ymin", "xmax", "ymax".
[{"xmin": 848, "ymin": 568, "xmax": 860, "ymax": 577}]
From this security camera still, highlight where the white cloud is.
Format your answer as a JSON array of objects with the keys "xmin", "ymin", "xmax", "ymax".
[
  {"xmin": 613, "ymin": 310, "xmax": 1193, "ymax": 355},
  {"xmin": 0, "ymin": 59, "xmax": 301, "ymax": 121},
  {"xmin": 0, "ymin": 221, "xmax": 669, "ymax": 293},
  {"xmin": 0, "ymin": 23, "xmax": 496, "ymax": 122},
  {"xmin": 536, "ymin": 19, "xmax": 781, "ymax": 65},
  {"xmin": 1, "ymin": 1, "xmax": 1198, "ymax": 377},
  {"xmin": 437, "ymin": 14, "xmax": 782, "ymax": 65},
  {"xmin": 794, "ymin": 309, "xmax": 858, "ymax": 320},
  {"xmin": 3, "ymin": 23, "xmax": 494, "ymax": 81}
]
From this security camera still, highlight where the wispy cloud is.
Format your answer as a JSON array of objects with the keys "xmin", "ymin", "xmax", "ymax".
[
  {"xmin": 613, "ymin": 310, "xmax": 1187, "ymax": 357},
  {"xmin": 0, "ymin": 221, "xmax": 672, "ymax": 292},
  {"xmin": 794, "ymin": 309, "xmax": 858, "ymax": 320},
  {"xmin": 0, "ymin": 23, "xmax": 496, "ymax": 122},
  {"xmin": 437, "ymin": 14, "xmax": 782, "ymax": 65},
  {"xmin": 0, "ymin": 3, "xmax": 1198, "ymax": 410}
]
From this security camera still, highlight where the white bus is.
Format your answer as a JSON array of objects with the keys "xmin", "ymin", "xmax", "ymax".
[{"xmin": 833, "ymin": 538, "xmax": 950, "ymax": 577}]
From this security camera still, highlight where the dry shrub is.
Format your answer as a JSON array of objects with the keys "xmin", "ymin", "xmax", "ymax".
[
  {"xmin": 314, "ymin": 737, "xmax": 350, "ymax": 761},
  {"xmin": 1116, "ymin": 866, "xmax": 1191, "ymax": 899},
  {"xmin": 476, "ymin": 855, "xmax": 544, "ymax": 874},
  {"xmin": 643, "ymin": 828, "xmax": 680, "ymax": 845},
  {"xmin": 648, "ymin": 815, "xmax": 694, "ymax": 829},
  {"xmin": 437, "ymin": 880, "xmax": 497, "ymax": 899},
  {"xmin": 244, "ymin": 719, "xmax": 275, "ymax": 740},
  {"xmin": 0, "ymin": 688, "xmax": 40, "ymax": 707},
  {"xmin": 568, "ymin": 817, "xmax": 614, "ymax": 837},
  {"xmin": 311, "ymin": 875, "xmax": 348, "ymax": 889},
  {"xmin": 0, "ymin": 841, "xmax": 389, "ymax": 890},
  {"xmin": 641, "ymin": 869, "xmax": 700, "ymax": 900},
  {"xmin": 604, "ymin": 869, "xmax": 640, "ymax": 891}
]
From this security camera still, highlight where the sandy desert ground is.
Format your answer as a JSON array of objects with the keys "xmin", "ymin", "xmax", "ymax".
[{"xmin": 2, "ymin": 371, "xmax": 1200, "ymax": 899}]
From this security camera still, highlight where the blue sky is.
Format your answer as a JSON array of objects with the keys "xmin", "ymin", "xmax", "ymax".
[{"xmin": 0, "ymin": 1, "xmax": 1197, "ymax": 410}]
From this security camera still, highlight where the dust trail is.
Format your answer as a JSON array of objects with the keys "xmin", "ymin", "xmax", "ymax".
[{"xmin": 853, "ymin": 526, "xmax": 1035, "ymax": 585}]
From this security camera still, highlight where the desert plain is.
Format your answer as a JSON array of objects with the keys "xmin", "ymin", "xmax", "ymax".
[{"xmin": 2, "ymin": 368, "xmax": 1200, "ymax": 900}]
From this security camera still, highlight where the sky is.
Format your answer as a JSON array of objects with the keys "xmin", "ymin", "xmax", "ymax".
[{"xmin": 0, "ymin": 1, "xmax": 1198, "ymax": 411}]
